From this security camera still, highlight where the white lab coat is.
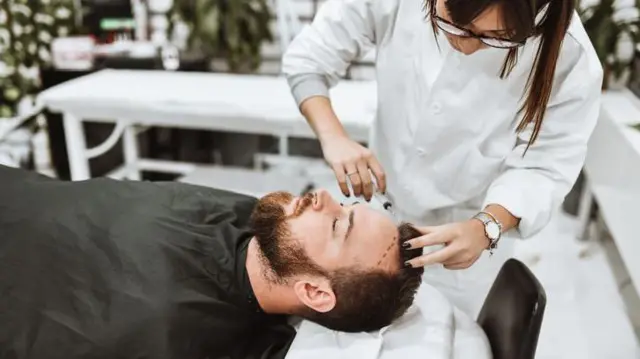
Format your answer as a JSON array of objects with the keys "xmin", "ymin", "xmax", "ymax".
[{"xmin": 282, "ymin": 0, "xmax": 602, "ymax": 317}]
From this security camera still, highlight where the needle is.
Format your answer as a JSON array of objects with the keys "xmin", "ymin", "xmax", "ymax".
[{"xmin": 373, "ymin": 192, "xmax": 398, "ymax": 222}]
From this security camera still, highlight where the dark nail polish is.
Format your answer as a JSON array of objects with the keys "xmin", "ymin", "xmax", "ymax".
[
  {"xmin": 402, "ymin": 242, "xmax": 410, "ymax": 249},
  {"xmin": 404, "ymin": 262, "xmax": 413, "ymax": 268}
]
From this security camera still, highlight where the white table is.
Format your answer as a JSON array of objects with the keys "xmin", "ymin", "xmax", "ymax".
[
  {"xmin": 178, "ymin": 165, "xmax": 312, "ymax": 198},
  {"xmin": 37, "ymin": 69, "xmax": 377, "ymax": 181},
  {"xmin": 578, "ymin": 89, "xmax": 640, "ymax": 296}
]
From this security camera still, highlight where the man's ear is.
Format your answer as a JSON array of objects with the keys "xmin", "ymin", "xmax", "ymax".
[{"xmin": 293, "ymin": 277, "xmax": 336, "ymax": 313}]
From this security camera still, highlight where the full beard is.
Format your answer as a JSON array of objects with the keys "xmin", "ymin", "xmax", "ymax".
[{"xmin": 249, "ymin": 191, "xmax": 324, "ymax": 282}]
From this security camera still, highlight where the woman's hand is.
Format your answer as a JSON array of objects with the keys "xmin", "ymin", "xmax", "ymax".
[
  {"xmin": 320, "ymin": 134, "xmax": 386, "ymax": 201},
  {"xmin": 403, "ymin": 220, "xmax": 489, "ymax": 269}
]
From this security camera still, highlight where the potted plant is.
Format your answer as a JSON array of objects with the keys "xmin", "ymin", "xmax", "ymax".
[
  {"xmin": 170, "ymin": 0, "xmax": 274, "ymax": 73},
  {"xmin": 579, "ymin": 0, "xmax": 640, "ymax": 90},
  {"xmin": 0, "ymin": 0, "xmax": 77, "ymax": 168},
  {"xmin": 0, "ymin": 0, "xmax": 78, "ymax": 118}
]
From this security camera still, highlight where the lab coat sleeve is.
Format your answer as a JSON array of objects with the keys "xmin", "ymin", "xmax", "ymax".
[
  {"xmin": 281, "ymin": 0, "xmax": 378, "ymax": 106},
  {"xmin": 482, "ymin": 37, "xmax": 603, "ymax": 239}
]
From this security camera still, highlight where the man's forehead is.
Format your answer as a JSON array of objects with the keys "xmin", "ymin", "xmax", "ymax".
[
  {"xmin": 371, "ymin": 227, "xmax": 400, "ymax": 270},
  {"xmin": 376, "ymin": 240, "xmax": 397, "ymax": 267}
]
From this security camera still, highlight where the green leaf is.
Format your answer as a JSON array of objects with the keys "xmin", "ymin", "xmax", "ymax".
[
  {"xmin": 169, "ymin": 0, "xmax": 273, "ymax": 72},
  {"xmin": 0, "ymin": 105, "xmax": 14, "ymax": 118},
  {"xmin": 4, "ymin": 86, "xmax": 20, "ymax": 101}
]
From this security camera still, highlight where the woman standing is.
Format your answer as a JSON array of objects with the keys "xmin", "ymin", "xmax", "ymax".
[{"xmin": 282, "ymin": 0, "xmax": 602, "ymax": 317}]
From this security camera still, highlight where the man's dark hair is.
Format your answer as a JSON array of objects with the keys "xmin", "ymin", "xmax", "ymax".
[{"xmin": 299, "ymin": 223, "xmax": 424, "ymax": 332}]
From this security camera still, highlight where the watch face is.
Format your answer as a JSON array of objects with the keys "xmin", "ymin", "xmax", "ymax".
[{"xmin": 486, "ymin": 222, "xmax": 501, "ymax": 240}]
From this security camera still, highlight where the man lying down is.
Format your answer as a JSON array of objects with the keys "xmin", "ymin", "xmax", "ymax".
[{"xmin": 0, "ymin": 165, "xmax": 491, "ymax": 359}]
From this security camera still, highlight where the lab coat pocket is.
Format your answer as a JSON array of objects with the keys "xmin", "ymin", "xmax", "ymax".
[{"xmin": 449, "ymin": 147, "xmax": 505, "ymax": 203}]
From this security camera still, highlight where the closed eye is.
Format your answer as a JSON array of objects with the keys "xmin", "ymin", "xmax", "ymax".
[
  {"xmin": 485, "ymin": 30, "xmax": 516, "ymax": 40},
  {"xmin": 332, "ymin": 218, "xmax": 338, "ymax": 232}
]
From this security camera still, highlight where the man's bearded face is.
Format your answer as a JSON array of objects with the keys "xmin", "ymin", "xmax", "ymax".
[
  {"xmin": 250, "ymin": 191, "xmax": 325, "ymax": 281},
  {"xmin": 249, "ymin": 191, "xmax": 425, "ymax": 333}
]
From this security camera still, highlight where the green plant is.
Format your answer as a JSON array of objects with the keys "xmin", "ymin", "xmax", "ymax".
[
  {"xmin": 579, "ymin": 0, "xmax": 640, "ymax": 88},
  {"xmin": 170, "ymin": 0, "xmax": 274, "ymax": 73},
  {"xmin": 0, "ymin": 0, "xmax": 78, "ymax": 118}
]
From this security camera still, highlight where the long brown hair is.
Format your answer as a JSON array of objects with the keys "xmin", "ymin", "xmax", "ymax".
[{"xmin": 426, "ymin": 0, "xmax": 575, "ymax": 153}]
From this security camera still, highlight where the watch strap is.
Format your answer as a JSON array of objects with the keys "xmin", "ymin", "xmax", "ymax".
[{"xmin": 473, "ymin": 211, "xmax": 502, "ymax": 255}]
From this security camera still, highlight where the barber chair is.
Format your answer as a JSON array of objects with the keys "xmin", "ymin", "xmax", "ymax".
[{"xmin": 477, "ymin": 258, "xmax": 546, "ymax": 359}]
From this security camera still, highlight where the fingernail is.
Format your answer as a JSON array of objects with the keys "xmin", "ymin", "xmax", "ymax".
[
  {"xmin": 402, "ymin": 242, "xmax": 411, "ymax": 249},
  {"xmin": 404, "ymin": 262, "xmax": 413, "ymax": 268}
]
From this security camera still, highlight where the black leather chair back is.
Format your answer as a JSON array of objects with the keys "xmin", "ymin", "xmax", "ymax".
[{"xmin": 477, "ymin": 258, "xmax": 547, "ymax": 359}]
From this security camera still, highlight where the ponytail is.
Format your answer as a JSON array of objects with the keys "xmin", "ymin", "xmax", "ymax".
[{"xmin": 515, "ymin": 0, "xmax": 575, "ymax": 154}]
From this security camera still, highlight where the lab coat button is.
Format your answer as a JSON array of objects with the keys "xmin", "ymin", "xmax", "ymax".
[
  {"xmin": 431, "ymin": 103, "xmax": 442, "ymax": 114},
  {"xmin": 417, "ymin": 147, "xmax": 426, "ymax": 156}
]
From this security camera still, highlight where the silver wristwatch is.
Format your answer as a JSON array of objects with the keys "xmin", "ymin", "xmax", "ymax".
[{"xmin": 473, "ymin": 211, "xmax": 502, "ymax": 255}]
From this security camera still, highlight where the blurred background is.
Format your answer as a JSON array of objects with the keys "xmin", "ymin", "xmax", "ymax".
[{"xmin": 1, "ymin": 0, "xmax": 640, "ymax": 357}]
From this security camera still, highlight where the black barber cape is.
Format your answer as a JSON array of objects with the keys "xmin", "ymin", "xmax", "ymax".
[{"xmin": 0, "ymin": 166, "xmax": 296, "ymax": 359}]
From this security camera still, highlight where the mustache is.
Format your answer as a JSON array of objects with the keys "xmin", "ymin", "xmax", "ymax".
[
  {"xmin": 263, "ymin": 191, "xmax": 294, "ymax": 206},
  {"xmin": 290, "ymin": 192, "xmax": 315, "ymax": 218}
]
